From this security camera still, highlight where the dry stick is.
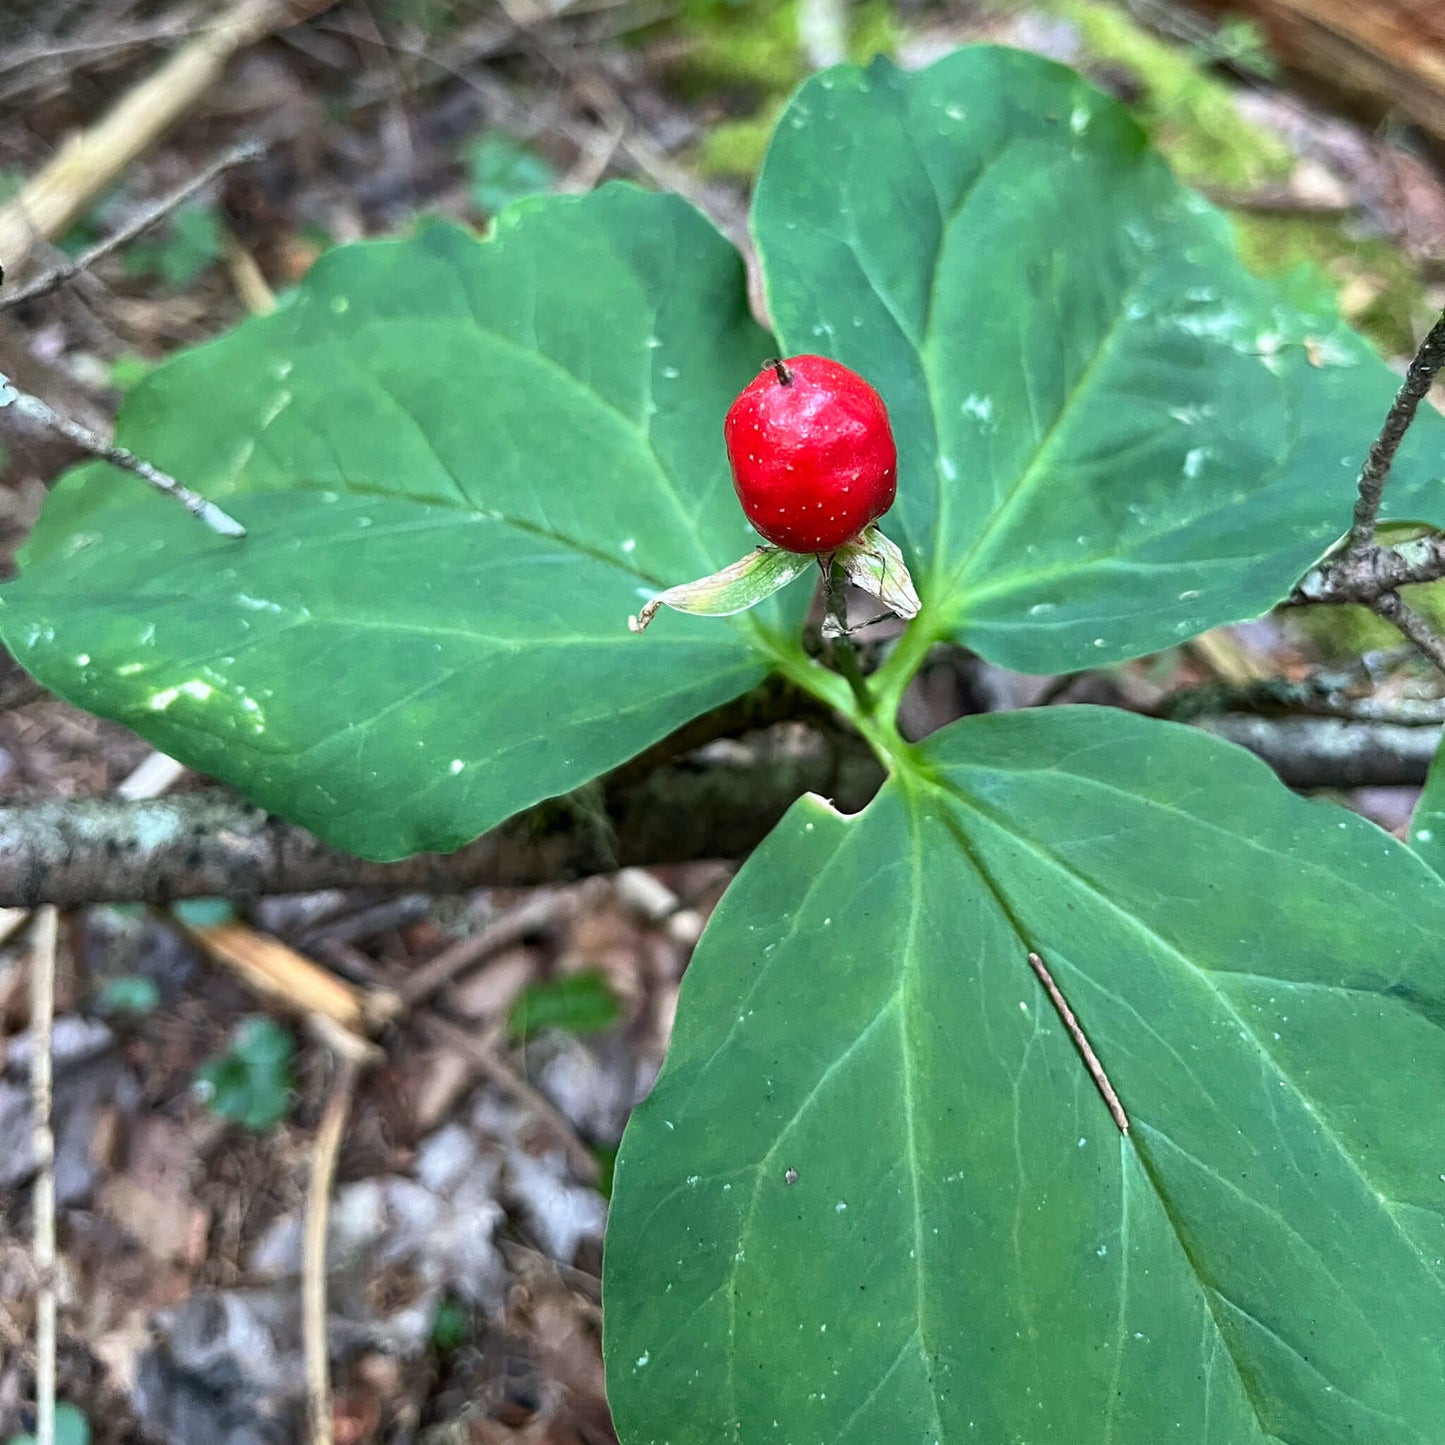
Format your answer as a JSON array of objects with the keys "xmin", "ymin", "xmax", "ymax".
[
  {"xmin": 29, "ymin": 906, "xmax": 60, "ymax": 1445},
  {"xmin": 0, "ymin": 751, "xmax": 187, "ymax": 964},
  {"xmin": 425, "ymin": 1013, "xmax": 599, "ymax": 1182},
  {"xmin": 191, "ymin": 920, "xmax": 376, "ymax": 1035},
  {"xmin": 1196, "ymin": 714, "xmax": 1440, "ymax": 789},
  {"xmin": 302, "ymin": 1052, "xmax": 360, "ymax": 1445},
  {"xmin": 394, "ymin": 886, "xmax": 583, "ymax": 1014},
  {"xmin": 1293, "ymin": 530, "xmax": 1445, "ymax": 603},
  {"xmin": 0, "ymin": 737, "xmax": 885, "ymax": 908},
  {"xmin": 1289, "ymin": 306, "xmax": 1445, "ymax": 672},
  {"xmin": 1348, "ymin": 306, "xmax": 1445, "ymax": 555},
  {"xmin": 1026, "ymin": 952, "xmax": 1129, "ymax": 1135},
  {"xmin": 0, "ymin": 378, "xmax": 246, "ymax": 538},
  {"xmin": 0, "ymin": 141, "xmax": 264, "ymax": 309},
  {"xmin": 0, "ymin": 0, "xmax": 341, "ymax": 274}
]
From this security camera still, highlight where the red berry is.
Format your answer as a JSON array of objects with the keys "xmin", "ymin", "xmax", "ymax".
[{"xmin": 723, "ymin": 355, "xmax": 897, "ymax": 555}]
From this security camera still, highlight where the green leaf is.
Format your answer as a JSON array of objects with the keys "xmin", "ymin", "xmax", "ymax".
[
  {"xmin": 753, "ymin": 48, "xmax": 1445, "ymax": 672},
  {"xmin": 605, "ymin": 707, "xmax": 1445, "ymax": 1442},
  {"xmin": 466, "ymin": 133, "xmax": 558, "ymax": 217},
  {"xmin": 170, "ymin": 897, "xmax": 237, "ymax": 927},
  {"xmin": 125, "ymin": 202, "xmax": 225, "ymax": 288},
  {"xmin": 0, "ymin": 188, "xmax": 796, "ymax": 858},
  {"xmin": 96, "ymin": 974, "xmax": 161, "ymax": 1015},
  {"xmin": 196, "ymin": 1016, "xmax": 295, "ymax": 1131},
  {"xmin": 6, "ymin": 1403, "xmax": 92, "ymax": 1445},
  {"xmin": 508, "ymin": 967, "xmax": 622, "ymax": 1040},
  {"xmin": 428, "ymin": 1295, "xmax": 471, "ymax": 1352},
  {"xmin": 1410, "ymin": 748, "xmax": 1445, "ymax": 877}
]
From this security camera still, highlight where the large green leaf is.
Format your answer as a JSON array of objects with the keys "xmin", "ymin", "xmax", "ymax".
[
  {"xmin": 0, "ymin": 188, "xmax": 800, "ymax": 858},
  {"xmin": 605, "ymin": 707, "xmax": 1445, "ymax": 1442},
  {"xmin": 753, "ymin": 48, "xmax": 1445, "ymax": 672},
  {"xmin": 1409, "ymin": 744, "xmax": 1445, "ymax": 877}
]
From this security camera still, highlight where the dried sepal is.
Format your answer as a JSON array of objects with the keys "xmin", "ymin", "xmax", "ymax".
[
  {"xmin": 629, "ymin": 546, "xmax": 813, "ymax": 633},
  {"xmin": 833, "ymin": 524, "xmax": 920, "ymax": 621}
]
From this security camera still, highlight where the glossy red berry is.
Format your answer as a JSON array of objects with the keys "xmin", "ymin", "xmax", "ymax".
[{"xmin": 723, "ymin": 355, "xmax": 897, "ymax": 555}]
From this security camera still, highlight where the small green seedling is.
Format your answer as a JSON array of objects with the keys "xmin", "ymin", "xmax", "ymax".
[
  {"xmin": 465, "ymin": 133, "xmax": 557, "ymax": 218},
  {"xmin": 194, "ymin": 1016, "xmax": 296, "ymax": 1130},
  {"xmin": 507, "ymin": 969, "xmax": 621, "ymax": 1042}
]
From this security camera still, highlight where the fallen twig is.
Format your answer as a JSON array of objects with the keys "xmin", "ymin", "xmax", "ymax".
[
  {"xmin": 188, "ymin": 920, "xmax": 383, "ymax": 1036},
  {"xmin": 29, "ymin": 906, "xmax": 59, "ymax": 1445},
  {"xmin": 1156, "ymin": 675, "xmax": 1445, "ymax": 726},
  {"xmin": 1288, "ymin": 305, "xmax": 1445, "ymax": 674},
  {"xmin": 394, "ymin": 885, "xmax": 591, "ymax": 1014},
  {"xmin": 0, "ymin": 376, "xmax": 246, "ymax": 538},
  {"xmin": 302, "ymin": 1052, "xmax": 360, "ymax": 1445},
  {"xmin": 0, "ymin": 699, "xmax": 1433, "ymax": 911},
  {"xmin": 1027, "ymin": 951, "xmax": 1128, "ymax": 1135},
  {"xmin": 0, "ymin": 141, "xmax": 264, "ymax": 310},
  {"xmin": 0, "ymin": 0, "xmax": 341, "ymax": 274},
  {"xmin": 1195, "ymin": 713, "xmax": 1440, "ymax": 787},
  {"xmin": 425, "ymin": 1013, "xmax": 599, "ymax": 1182},
  {"xmin": 1369, "ymin": 592, "xmax": 1445, "ymax": 673},
  {"xmin": 190, "ymin": 900, "xmax": 596, "ymax": 1178},
  {"xmin": 0, "ymin": 733, "xmax": 881, "ymax": 907}
]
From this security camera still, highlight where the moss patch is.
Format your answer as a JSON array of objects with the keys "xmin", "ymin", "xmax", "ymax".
[
  {"xmin": 848, "ymin": 2, "xmax": 900, "ymax": 66},
  {"xmin": 698, "ymin": 103, "xmax": 786, "ymax": 179},
  {"xmin": 1046, "ymin": 1, "xmax": 1429, "ymax": 357},
  {"xmin": 1056, "ymin": 0, "xmax": 1291, "ymax": 190},
  {"xmin": 669, "ymin": 0, "xmax": 899, "ymax": 180},
  {"xmin": 1231, "ymin": 213, "xmax": 1428, "ymax": 359},
  {"xmin": 668, "ymin": 0, "xmax": 804, "ymax": 97}
]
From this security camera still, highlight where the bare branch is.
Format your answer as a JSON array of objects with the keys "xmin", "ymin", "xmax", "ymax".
[
  {"xmin": 1292, "ymin": 531, "xmax": 1445, "ymax": 605},
  {"xmin": 0, "ymin": 705, "xmax": 1430, "ymax": 911},
  {"xmin": 1288, "ymin": 307, "xmax": 1445, "ymax": 674},
  {"xmin": 1348, "ymin": 306, "xmax": 1445, "ymax": 553},
  {"xmin": 1368, "ymin": 592, "xmax": 1445, "ymax": 673},
  {"xmin": 0, "ymin": 376, "xmax": 247, "ymax": 538},
  {"xmin": 1157, "ymin": 676, "xmax": 1445, "ymax": 726},
  {"xmin": 0, "ymin": 0, "xmax": 341, "ymax": 274},
  {"xmin": 0, "ymin": 733, "xmax": 883, "ymax": 908},
  {"xmin": 1195, "ymin": 713, "xmax": 1439, "ymax": 788},
  {"xmin": 0, "ymin": 141, "xmax": 264, "ymax": 310},
  {"xmin": 29, "ymin": 907, "xmax": 59, "ymax": 1445}
]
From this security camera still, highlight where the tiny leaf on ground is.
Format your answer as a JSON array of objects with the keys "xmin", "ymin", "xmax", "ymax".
[
  {"xmin": 195, "ymin": 1016, "xmax": 296, "ymax": 1131},
  {"xmin": 508, "ymin": 968, "xmax": 621, "ymax": 1040},
  {"xmin": 466, "ymin": 132, "xmax": 558, "ymax": 216},
  {"xmin": 124, "ymin": 202, "xmax": 225, "ymax": 288},
  {"xmin": 97, "ymin": 975, "xmax": 161, "ymax": 1016}
]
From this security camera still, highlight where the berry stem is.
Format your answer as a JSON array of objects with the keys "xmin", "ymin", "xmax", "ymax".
[{"xmin": 820, "ymin": 555, "xmax": 875, "ymax": 716}]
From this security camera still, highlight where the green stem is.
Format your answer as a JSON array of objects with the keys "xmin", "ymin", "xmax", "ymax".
[
  {"xmin": 821, "ymin": 555, "xmax": 876, "ymax": 716},
  {"xmin": 870, "ymin": 601, "xmax": 943, "ymax": 723}
]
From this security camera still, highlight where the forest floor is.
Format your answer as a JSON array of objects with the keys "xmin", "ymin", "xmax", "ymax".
[{"xmin": 0, "ymin": 2, "xmax": 1442, "ymax": 1442}]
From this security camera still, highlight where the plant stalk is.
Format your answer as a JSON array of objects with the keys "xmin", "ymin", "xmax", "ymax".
[
  {"xmin": 820, "ymin": 555, "xmax": 875, "ymax": 716},
  {"xmin": 1347, "ymin": 304, "xmax": 1445, "ymax": 555}
]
